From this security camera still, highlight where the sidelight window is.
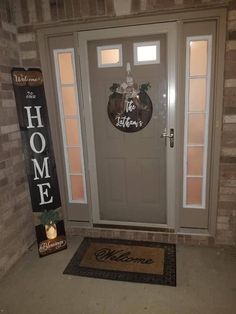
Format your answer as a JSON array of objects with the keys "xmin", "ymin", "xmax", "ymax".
[
  {"xmin": 54, "ymin": 49, "xmax": 87, "ymax": 203},
  {"xmin": 183, "ymin": 36, "xmax": 212, "ymax": 209}
]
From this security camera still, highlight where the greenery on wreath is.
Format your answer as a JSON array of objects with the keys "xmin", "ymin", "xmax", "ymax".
[
  {"xmin": 109, "ymin": 83, "xmax": 120, "ymax": 93},
  {"xmin": 139, "ymin": 83, "xmax": 151, "ymax": 92},
  {"xmin": 39, "ymin": 209, "xmax": 59, "ymax": 226}
]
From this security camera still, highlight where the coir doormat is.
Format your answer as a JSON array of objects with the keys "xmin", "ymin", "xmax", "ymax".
[{"xmin": 63, "ymin": 237, "xmax": 176, "ymax": 286}]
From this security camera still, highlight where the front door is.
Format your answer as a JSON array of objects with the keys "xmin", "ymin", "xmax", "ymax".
[{"xmin": 79, "ymin": 24, "xmax": 176, "ymax": 227}]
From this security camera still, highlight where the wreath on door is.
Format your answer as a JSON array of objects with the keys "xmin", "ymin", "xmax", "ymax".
[{"xmin": 107, "ymin": 63, "xmax": 153, "ymax": 133}]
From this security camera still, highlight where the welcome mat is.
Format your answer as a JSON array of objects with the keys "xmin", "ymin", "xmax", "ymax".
[{"xmin": 63, "ymin": 238, "xmax": 176, "ymax": 286}]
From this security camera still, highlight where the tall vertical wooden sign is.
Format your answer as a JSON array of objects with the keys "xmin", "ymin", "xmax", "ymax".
[{"xmin": 11, "ymin": 68, "xmax": 67, "ymax": 257}]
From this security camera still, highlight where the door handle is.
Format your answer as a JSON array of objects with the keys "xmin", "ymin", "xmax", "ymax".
[{"xmin": 160, "ymin": 128, "xmax": 174, "ymax": 148}]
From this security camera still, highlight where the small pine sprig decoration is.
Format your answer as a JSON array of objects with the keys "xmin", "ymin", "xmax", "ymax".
[
  {"xmin": 109, "ymin": 83, "xmax": 120, "ymax": 93},
  {"xmin": 39, "ymin": 209, "xmax": 59, "ymax": 226},
  {"xmin": 139, "ymin": 83, "xmax": 151, "ymax": 92}
]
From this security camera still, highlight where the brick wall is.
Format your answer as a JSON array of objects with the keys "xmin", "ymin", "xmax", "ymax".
[
  {"xmin": 1, "ymin": 0, "xmax": 236, "ymax": 278},
  {"xmin": 0, "ymin": 0, "xmax": 35, "ymax": 279},
  {"xmin": 217, "ymin": 0, "xmax": 236, "ymax": 245}
]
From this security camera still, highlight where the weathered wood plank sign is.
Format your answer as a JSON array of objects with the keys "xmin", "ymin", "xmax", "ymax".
[{"xmin": 11, "ymin": 68, "xmax": 67, "ymax": 257}]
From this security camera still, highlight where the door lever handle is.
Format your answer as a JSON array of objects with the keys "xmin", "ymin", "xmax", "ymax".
[
  {"xmin": 160, "ymin": 128, "xmax": 174, "ymax": 148},
  {"xmin": 161, "ymin": 132, "xmax": 173, "ymax": 139}
]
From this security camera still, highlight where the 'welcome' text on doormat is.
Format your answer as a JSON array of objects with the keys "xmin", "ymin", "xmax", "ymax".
[{"xmin": 63, "ymin": 238, "xmax": 176, "ymax": 286}]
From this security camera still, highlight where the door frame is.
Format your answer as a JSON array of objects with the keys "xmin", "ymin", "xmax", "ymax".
[
  {"xmin": 78, "ymin": 22, "xmax": 177, "ymax": 229},
  {"xmin": 37, "ymin": 7, "xmax": 226, "ymax": 235}
]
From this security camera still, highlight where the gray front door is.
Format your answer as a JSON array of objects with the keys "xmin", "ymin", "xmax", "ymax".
[{"xmin": 88, "ymin": 34, "xmax": 168, "ymax": 225}]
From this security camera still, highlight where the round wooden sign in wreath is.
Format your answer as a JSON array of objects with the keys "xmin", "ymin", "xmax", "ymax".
[{"xmin": 107, "ymin": 83, "xmax": 153, "ymax": 133}]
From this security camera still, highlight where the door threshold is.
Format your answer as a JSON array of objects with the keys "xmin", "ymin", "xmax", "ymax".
[
  {"xmin": 93, "ymin": 223, "xmax": 175, "ymax": 233},
  {"xmin": 179, "ymin": 227, "xmax": 210, "ymax": 236}
]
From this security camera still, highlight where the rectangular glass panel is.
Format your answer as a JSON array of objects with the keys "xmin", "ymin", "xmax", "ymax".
[
  {"xmin": 97, "ymin": 45, "xmax": 122, "ymax": 67},
  {"xmin": 190, "ymin": 41, "xmax": 208, "ymax": 76},
  {"xmin": 134, "ymin": 41, "xmax": 160, "ymax": 65},
  {"xmin": 65, "ymin": 118, "xmax": 80, "ymax": 146},
  {"xmin": 188, "ymin": 114, "xmax": 205, "ymax": 145},
  {"xmin": 187, "ymin": 147, "xmax": 204, "ymax": 176},
  {"xmin": 186, "ymin": 177, "xmax": 202, "ymax": 205},
  {"xmin": 101, "ymin": 49, "xmax": 119, "ymax": 65},
  {"xmin": 70, "ymin": 175, "xmax": 84, "ymax": 200},
  {"xmin": 137, "ymin": 45, "xmax": 157, "ymax": 62},
  {"xmin": 189, "ymin": 78, "xmax": 206, "ymax": 112},
  {"xmin": 62, "ymin": 86, "xmax": 77, "ymax": 116},
  {"xmin": 58, "ymin": 52, "xmax": 74, "ymax": 84},
  {"xmin": 54, "ymin": 49, "xmax": 87, "ymax": 204},
  {"xmin": 68, "ymin": 147, "xmax": 82, "ymax": 173},
  {"xmin": 183, "ymin": 36, "xmax": 212, "ymax": 209}
]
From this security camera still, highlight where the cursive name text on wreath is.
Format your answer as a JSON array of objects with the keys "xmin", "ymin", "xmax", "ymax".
[{"xmin": 107, "ymin": 82, "xmax": 153, "ymax": 133}]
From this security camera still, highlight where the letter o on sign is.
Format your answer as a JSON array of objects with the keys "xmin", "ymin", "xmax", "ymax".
[{"xmin": 30, "ymin": 132, "xmax": 46, "ymax": 153}]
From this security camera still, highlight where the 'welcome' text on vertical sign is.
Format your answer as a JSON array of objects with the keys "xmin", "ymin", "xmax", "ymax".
[{"xmin": 11, "ymin": 68, "xmax": 67, "ymax": 257}]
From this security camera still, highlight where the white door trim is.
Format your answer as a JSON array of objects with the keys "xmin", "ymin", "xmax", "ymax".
[{"xmin": 78, "ymin": 22, "xmax": 177, "ymax": 229}]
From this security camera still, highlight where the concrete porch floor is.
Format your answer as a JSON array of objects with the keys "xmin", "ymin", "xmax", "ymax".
[{"xmin": 0, "ymin": 236, "xmax": 235, "ymax": 314}]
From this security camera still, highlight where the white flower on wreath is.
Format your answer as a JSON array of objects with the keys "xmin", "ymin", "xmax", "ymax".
[{"xmin": 121, "ymin": 82, "xmax": 128, "ymax": 90}]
